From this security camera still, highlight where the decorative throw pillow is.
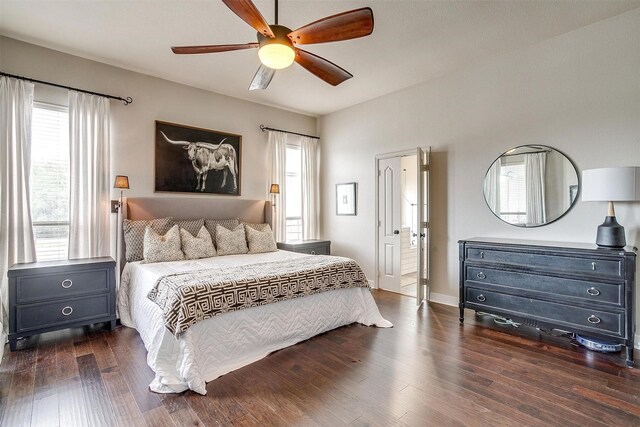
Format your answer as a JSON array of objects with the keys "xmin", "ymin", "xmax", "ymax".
[
  {"xmin": 123, "ymin": 217, "xmax": 174, "ymax": 262},
  {"xmin": 246, "ymin": 224, "xmax": 278, "ymax": 254},
  {"xmin": 143, "ymin": 224, "xmax": 184, "ymax": 263},
  {"xmin": 241, "ymin": 221, "xmax": 271, "ymax": 231},
  {"xmin": 174, "ymin": 219, "xmax": 204, "ymax": 237},
  {"xmin": 205, "ymin": 219, "xmax": 239, "ymax": 244},
  {"xmin": 180, "ymin": 225, "xmax": 216, "ymax": 260},
  {"xmin": 215, "ymin": 224, "xmax": 248, "ymax": 256}
]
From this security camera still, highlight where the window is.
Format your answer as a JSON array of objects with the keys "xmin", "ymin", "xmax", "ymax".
[
  {"xmin": 499, "ymin": 161, "xmax": 527, "ymax": 225},
  {"xmin": 285, "ymin": 144, "xmax": 302, "ymax": 241},
  {"xmin": 30, "ymin": 103, "xmax": 70, "ymax": 261}
]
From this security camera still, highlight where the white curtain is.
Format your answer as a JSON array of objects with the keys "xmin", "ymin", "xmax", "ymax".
[
  {"xmin": 525, "ymin": 152, "xmax": 547, "ymax": 226},
  {"xmin": 68, "ymin": 91, "xmax": 111, "ymax": 258},
  {"xmin": 268, "ymin": 130, "xmax": 287, "ymax": 242},
  {"xmin": 301, "ymin": 136, "xmax": 320, "ymax": 240},
  {"xmin": 0, "ymin": 77, "xmax": 37, "ymax": 361},
  {"xmin": 483, "ymin": 160, "xmax": 501, "ymax": 213}
]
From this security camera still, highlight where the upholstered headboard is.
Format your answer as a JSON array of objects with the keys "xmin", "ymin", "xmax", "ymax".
[{"xmin": 118, "ymin": 197, "xmax": 273, "ymax": 271}]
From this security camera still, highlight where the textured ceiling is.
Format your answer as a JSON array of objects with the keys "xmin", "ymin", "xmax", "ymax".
[{"xmin": 1, "ymin": 0, "xmax": 639, "ymax": 116}]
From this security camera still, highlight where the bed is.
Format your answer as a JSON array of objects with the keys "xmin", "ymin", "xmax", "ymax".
[{"xmin": 116, "ymin": 197, "xmax": 392, "ymax": 395}]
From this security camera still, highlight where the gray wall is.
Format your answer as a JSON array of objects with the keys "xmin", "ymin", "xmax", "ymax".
[{"xmin": 318, "ymin": 9, "xmax": 640, "ymax": 335}]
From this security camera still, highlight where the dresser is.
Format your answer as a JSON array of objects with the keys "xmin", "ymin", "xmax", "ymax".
[
  {"xmin": 8, "ymin": 257, "xmax": 117, "ymax": 351},
  {"xmin": 459, "ymin": 238, "xmax": 636, "ymax": 366},
  {"xmin": 277, "ymin": 240, "xmax": 331, "ymax": 255}
]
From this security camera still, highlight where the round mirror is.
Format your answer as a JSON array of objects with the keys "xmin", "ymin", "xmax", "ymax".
[{"xmin": 483, "ymin": 145, "xmax": 579, "ymax": 227}]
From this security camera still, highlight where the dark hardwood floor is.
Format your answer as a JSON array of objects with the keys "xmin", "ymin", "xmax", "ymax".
[{"xmin": 1, "ymin": 289, "xmax": 639, "ymax": 426}]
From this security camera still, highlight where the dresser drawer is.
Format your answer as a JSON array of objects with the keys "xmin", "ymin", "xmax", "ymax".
[
  {"xmin": 466, "ymin": 266, "xmax": 623, "ymax": 307},
  {"xmin": 465, "ymin": 247, "xmax": 622, "ymax": 277},
  {"xmin": 466, "ymin": 288, "xmax": 624, "ymax": 338},
  {"xmin": 16, "ymin": 269, "xmax": 109, "ymax": 303},
  {"xmin": 16, "ymin": 294, "xmax": 111, "ymax": 333}
]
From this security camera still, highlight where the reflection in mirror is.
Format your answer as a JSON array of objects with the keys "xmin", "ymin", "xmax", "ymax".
[{"xmin": 483, "ymin": 145, "xmax": 579, "ymax": 227}]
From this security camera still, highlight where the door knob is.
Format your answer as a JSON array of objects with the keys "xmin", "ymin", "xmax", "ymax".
[{"xmin": 393, "ymin": 230, "xmax": 400, "ymax": 235}]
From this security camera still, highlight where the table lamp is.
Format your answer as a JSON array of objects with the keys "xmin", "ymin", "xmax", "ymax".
[{"xmin": 582, "ymin": 167, "xmax": 639, "ymax": 248}]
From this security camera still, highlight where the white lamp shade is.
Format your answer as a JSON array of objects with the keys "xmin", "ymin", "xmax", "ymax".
[{"xmin": 582, "ymin": 167, "xmax": 640, "ymax": 202}]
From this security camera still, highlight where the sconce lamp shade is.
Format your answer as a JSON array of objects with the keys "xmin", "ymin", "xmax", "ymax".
[
  {"xmin": 269, "ymin": 183, "xmax": 280, "ymax": 194},
  {"xmin": 113, "ymin": 175, "xmax": 130, "ymax": 190},
  {"xmin": 582, "ymin": 167, "xmax": 640, "ymax": 202}
]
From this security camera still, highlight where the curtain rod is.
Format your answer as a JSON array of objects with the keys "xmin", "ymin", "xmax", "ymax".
[
  {"xmin": 1, "ymin": 71, "xmax": 133, "ymax": 105},
  {"xmin": 260, "ymin": 124, "xmax": 319, "ymax": 140}
]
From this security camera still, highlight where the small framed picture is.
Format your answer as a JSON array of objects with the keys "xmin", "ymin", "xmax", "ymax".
[{"xmin": 336, "ymin": 182, "xmax": 357, "ymax": 216}]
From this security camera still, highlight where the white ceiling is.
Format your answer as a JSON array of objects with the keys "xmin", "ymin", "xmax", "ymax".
[{"xmin": 1, "ymin": 0, "xmax": 639, "ymax": 116}]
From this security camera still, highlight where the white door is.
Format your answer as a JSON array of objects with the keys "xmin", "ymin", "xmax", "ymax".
[
  {"xmin": 416, "ymin": 147, "xmax": 431, "ymax": 305},
  {"xmin": 378, "ymin": 157, "xmax": 402, "ymax": 292}
]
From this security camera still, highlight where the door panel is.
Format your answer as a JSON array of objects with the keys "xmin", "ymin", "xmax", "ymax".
[
  {"xmin": 378, "ymin": 157, "xmax": 402, "ymax": 292},
  {"xmin": 416, "ymin": 147, "xmax": 431, "ymax": 305}
]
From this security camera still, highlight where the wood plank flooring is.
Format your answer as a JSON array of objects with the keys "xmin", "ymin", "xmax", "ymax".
[{"xmin": 1, "ymin": 289, "xmax": 639, "ymax": 426}]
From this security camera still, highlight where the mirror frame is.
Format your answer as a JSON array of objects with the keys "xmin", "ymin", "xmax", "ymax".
[{"xmin": 483, "ymin": 144, "xmax": 580, "ymax": 228}]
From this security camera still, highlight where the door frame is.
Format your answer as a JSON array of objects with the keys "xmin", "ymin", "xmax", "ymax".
[{"xmin": 374, "ymin": 147, "xmax": 430, "ymax": 301}]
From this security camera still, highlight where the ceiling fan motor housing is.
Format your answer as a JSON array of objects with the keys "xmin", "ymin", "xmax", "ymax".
[{"xmin": 257, "ymin": 25, "xmax": 294, "ymax": 49}]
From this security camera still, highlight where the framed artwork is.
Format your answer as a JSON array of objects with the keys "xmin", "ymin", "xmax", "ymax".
[
  {"xmin": 336, "ymin": 182, "xmax": 357, "ymax": 216},
  {"xmin": 155, "ymin": 121, "xmax": 241, "ymax": 195}
]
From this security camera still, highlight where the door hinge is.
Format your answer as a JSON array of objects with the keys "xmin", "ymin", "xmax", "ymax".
[
  {"xmin": 421, "ymin": 221, "xmax": 429, "ymax": 228},
  {"xmin": 421, "ymin": 164, "xmax": 429, "ymax": 172}
]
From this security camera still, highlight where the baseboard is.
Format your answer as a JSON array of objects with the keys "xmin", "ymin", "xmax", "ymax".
[
  {"xmin": 636, "ymin": 334, "xmax": 640, "ymax": 350},
  {"xmin": 429, "ymin": 292, "xmax": 458, "ymax": 307}
]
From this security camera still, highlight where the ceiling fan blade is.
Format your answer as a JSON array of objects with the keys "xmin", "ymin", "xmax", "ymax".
[
  {"xmin": 288, "ymin": 7, "xmax": 373, "ymax": 45},
  {"xmin": 294, "ymin": 48, "xmax": 352, "ymax": 86},
  {"xmin": 172, "ymin": 43, "xmax": 259, "ymax": 54},
  {"xmin": 248, "ymin": 64, "xmax": 276, "ymax": 91},
  {"xmin": 222, "ymin": 0, "xmax": 275, "ymax": 38}
]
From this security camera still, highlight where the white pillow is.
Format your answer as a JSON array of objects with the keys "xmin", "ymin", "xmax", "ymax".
[
  {"xmin": 181, "ymin": 225, "xmax": 216, "ymax": 260},
  {"xmin": 143, "ymin": 224, "xmax": 184, "ymax": 263},
  {"xmin": 246, "ymin": 224, "xmax": 278, "ymax": 254},
  {"xmin": 215, "ymin": 224, "xmax": 248, "ymax": 256}
]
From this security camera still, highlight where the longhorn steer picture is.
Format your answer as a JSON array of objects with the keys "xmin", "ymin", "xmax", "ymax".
[{"xmin": 155, "ymin": 121, "xmax": 241, "ymax": 195}]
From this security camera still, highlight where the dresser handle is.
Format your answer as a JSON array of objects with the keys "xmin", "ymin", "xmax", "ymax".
[
  {"xmin": 480, "ymin": 251, "xmax": 485, "ymax": 259},
  {"xmin": 61, "ymin": 306, "xmax": 73, "ymax": 316},
  {"xmin": 61, "ymin": 279, "xmax": 73, "ymax": 289},
  {"xmin": 477, "ymin": 294, "xmax": 486, "ymax": 302},
  {"xmin": 476, "ymin": 272, "xmax": 486, "ymax": 279},
  {"xmin": 591, "ymin": 262, "xmax": 597, "ymax": 271},
  {"xmin": 311, "ymin": 250, "xmax": 316, "ymax": 255},
  {"xmin": 587, "ymin": 315, "xmax": 601, "ymax": 324},
  {"xmin": 587, "ymin": 287, "xmax": 600, "ymax": 296}
]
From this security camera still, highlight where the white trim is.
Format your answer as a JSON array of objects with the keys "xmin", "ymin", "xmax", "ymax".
[
  {"xmin": 367, "ymin": 279, "xmax": 375, "ymax": 288},
  {"xmin": 429, "ymin": 292, "xmax": 458, "ymax": 307}
]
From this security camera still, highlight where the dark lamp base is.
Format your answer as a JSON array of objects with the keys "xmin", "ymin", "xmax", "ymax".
[{"xmin": 596, "ymin": 216, "xmax": 626, "ymax": 248}]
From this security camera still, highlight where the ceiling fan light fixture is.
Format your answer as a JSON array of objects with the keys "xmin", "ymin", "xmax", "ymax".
[{"xmin": 258, "ymin": 43, "xmax": 295, "ymax": 69}]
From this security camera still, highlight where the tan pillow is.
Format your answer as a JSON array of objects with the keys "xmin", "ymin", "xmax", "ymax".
[
  {"xmin": 180, "ymin": 225, "xmax": 216, "ymax": 260},
  {"xmin": 174, "ymin": 219, "xmax": 204, "ymax": 237},
  {"xmin": 204, "ymin": 219, "xmax": 239, "ymax": 244},
  {"xmin": 246, "ymin": 224, "xmax": 278, "ymax": 254},
  {"xmin": 215, "ymin": 224, "xmax": 248, "ymax": 256},
  {"xmin": 143, "ymin": 224, "xmax": 184, "ymax": 263},
  {"xmin": 241, "ymin": 222, "xmax": 271, "ymax": 231},
  {"xmin": 123, "ymin": 217, "xmax": 173, "ymax": 262}
]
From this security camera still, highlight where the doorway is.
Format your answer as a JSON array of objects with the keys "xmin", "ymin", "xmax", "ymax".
[{"xmin": 375, "ymin": 148, "xmax": 430, "ymax": 305}]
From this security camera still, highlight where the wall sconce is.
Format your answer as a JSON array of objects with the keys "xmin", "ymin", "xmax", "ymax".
[{"xmin": 269, "ymin": 183, "xmax": 280, "ymax": 208}]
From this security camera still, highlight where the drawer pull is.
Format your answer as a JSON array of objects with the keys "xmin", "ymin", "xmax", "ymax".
[
  {"xmin": 61, "ymin": 279, "xmax": 73, "ymax": 289},
  {"xmin": 476, "ymin": 294, "xmax": 486, "ymax": 302},
  {"xmin": 591, "ymin": 262, "xmax": 597, "ymax": 271},
  {"xmin": 587, "ymin": 315, "xmax": 601, "ymax": 324},
  {"xmin": 480, "ymin": 251, "xmax": 485, "ymax": 259},
  {"xmin": 476, "ymin": 272, "xmax": 486, "ymax": 279},
  {"xmin": 587, "ymin": 287, "xmax": 601, "ymax": 296},
  {"xmin": 61, "ymin": 306, "xmax": 73, "ymax": 316},
  {"xmin": 311, "ymin": 250, "xmax": 316, "ymax": 255}
]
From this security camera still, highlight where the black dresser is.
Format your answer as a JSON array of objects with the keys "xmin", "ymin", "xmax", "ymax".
[
  {"xmin": 8, "ymin": 257, "xmax": 116, "ymax": 351},
  {"xmin": 277, "ymin": 240, "xmax": 331, "ymax": 255},
  {"xmin": 459, "ymin": 238, "xmax": 636, "ymax": 366}
]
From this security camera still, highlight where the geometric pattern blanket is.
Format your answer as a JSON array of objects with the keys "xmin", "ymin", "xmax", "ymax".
[{"xmin": 147, "ymin": 255, "xmax": 370, "ymax": 336}]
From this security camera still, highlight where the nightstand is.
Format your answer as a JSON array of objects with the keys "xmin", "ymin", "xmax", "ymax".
[
  {"xmin": 277, "ymin": 240, "xmax": 331, "ymax": 255},
  {"xmin": 8, "ymin": 257, "xmax": 117, "ymax": 351}
]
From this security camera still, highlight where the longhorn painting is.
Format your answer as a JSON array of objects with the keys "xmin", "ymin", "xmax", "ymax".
[{"xmin": 155, "ymin": 121, "xmax": 241, "ymax": 195}]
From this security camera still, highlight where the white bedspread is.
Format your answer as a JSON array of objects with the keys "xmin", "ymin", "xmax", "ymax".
[{"xmin": 118, "ymin": 250, "xmax": 392, "ymax": 395}]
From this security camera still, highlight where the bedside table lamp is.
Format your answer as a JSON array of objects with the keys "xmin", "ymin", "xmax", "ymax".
[
  {"xmin": 269, "ymin": 183, "xmax": 280, "ymax": 208},
  {"xmin": 582, "ymin": 167, "xmax": 639, "ymax": 248}
]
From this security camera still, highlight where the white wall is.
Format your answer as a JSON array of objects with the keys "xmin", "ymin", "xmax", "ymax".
[{"xmin": 319, "ymin": 9, "xmax": 640, "ymax": 320}]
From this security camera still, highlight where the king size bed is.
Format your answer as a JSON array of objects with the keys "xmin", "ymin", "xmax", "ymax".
[{"xmin": 116, "ymin": 198, "xmax": 391, "ymax": 395}]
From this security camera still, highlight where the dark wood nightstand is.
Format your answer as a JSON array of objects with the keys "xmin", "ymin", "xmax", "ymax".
[
  {"xmin": 277, "ymin": 240, "xmax": 331, "ymax": 255},
  {"xmin": 8, "ymin": 257, "xmax": 117, "ymax": 351}
]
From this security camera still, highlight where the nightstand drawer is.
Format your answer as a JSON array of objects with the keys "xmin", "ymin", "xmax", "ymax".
[
  {"xmin": 16, "ymin": 269, "xmax": 109, "ymax": 303},
  {"xmin": 301, "ymin": 244, "xmax": 330, "ymax": 255},
  {"xmin": 16, "ymin": 294, "xmax": 111, "ymax": 333},
  {"xmin": 277, "ymin": 240, "xmax": 331, "ymax": 255}
]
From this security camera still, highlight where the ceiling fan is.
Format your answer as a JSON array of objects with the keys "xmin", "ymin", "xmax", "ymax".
[{"xmin": 171, "ymin": 0, "xmax": 374, "ymax": 90}]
